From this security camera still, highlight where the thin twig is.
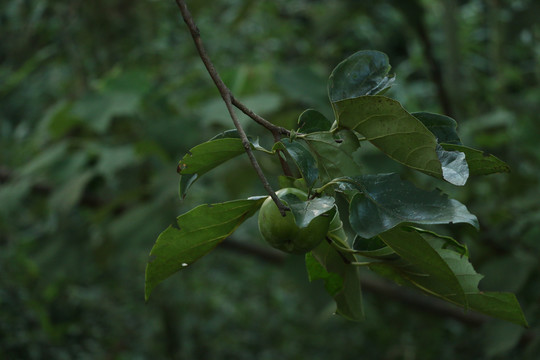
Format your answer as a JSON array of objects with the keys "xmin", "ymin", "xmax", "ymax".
[
  {"xmin": 175, "ymin": 0, "xmax": 288, "ymax": 215},
  {"xmin": 231, "ymin": 95, "xmax": 289, "ymax": 136}
]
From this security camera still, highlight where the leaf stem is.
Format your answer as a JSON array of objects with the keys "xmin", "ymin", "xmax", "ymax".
[
  {"xmin": 175, "ymin": 0, "xmax": 288, "ymax": 215},
  {"xmin": 313, "ymin": 177, "xmax": 361, "ymax": 195},
  {"xmin": 350, "ymin": 261, "xmax": 373, "ymax": 267}
]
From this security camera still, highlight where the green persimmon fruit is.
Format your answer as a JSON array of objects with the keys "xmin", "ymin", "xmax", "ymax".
[{"xmin": 258, "ymin": 188, "xmax": 332, "ymax": 254}]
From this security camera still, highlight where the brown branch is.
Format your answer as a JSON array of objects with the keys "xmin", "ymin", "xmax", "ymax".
[
  {"xmin": 230, "ymin": 95, "xmax": 289, "ymax": 137},
  {"xmin": 174, "ymin": 0, "xmax": 288, "ymax": 215}
]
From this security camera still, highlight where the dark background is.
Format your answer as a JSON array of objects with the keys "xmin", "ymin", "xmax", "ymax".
[{"xmin": 1, "ymin": 0, "xmax": 539, "ymax": 358}]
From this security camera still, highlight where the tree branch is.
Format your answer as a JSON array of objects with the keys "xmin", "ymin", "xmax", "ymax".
[
  {"xmin": 230, "ymin": 95, "xmax": 290, "ymax": 137},
  {"xmin": 174, "ymin": 0, "xmax": 288, "ymax": 215}
]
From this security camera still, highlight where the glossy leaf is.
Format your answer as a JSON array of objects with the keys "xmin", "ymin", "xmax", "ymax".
[
  {"xmin": 275, "ymin": 139, "xmax": 319, "ymax": 188},
  {"xmin": 145, "ymin": 197, "xmax": 266, "ymax": 301},
  {"xmin": 437, "ymin": 145, "xmax": 469, "ymax": 186},
  {"xmin": 297, "ymin": 109, "xmax": 332, "ymax": 133},
  {"xmin": 333, "ymin": 95, "xmax": 470, "ymax": 185},
  {"xmin": 341, "ymin": 173, "xmax": 478, "ymax": 239},
  {"xmin": 413, "ymin": 112, "xmax": 461, "ymax": 145},
  {"xmin": 303, "ymin": 130, "xmax": 362, "ymax": 183},
  {"xmin": 310, "ymin": 239, "xmax": 364, "ymax": 321},
  {"xmin": 328, "ymin": 50, "xmax": 395, "ymax": 102},
  {"xmin": 281, "ymin": 193, "xmax": 335, "ymax": 228}
]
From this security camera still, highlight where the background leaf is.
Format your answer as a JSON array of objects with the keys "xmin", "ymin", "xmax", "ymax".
[{"xmin": 145, "ymin": 197, "xmax": 265, "ymax": 301}]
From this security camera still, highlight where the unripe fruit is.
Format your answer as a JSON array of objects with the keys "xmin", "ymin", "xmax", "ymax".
[{"xmin": 258, "ymin": 188, "xmax": 331, "ymax": 254}]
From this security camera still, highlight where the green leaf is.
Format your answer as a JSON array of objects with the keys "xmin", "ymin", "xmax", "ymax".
[
  {"xmin": 326, "ymin": 209, "xmax": 349, "ymax": 245},
  {"xmin": 145, "ymin": 197, "xmax": 266, "ymax": 301},
  {"xmin": 436, "ymin": 145, "xmax": 469, "ymax": 186},
  {"xmin": 343, "ymin": 173, "xmax": 478, "ymax": 239},
  {"xmin": 413, "ymin": 112, "xmax": 462, "ymax": 145},
  {"xmin": 333, "ymin": 95, "xmax": 469, "ymax": 185},
  {"xmin": 73, "ymin": 91, "xmax": 141, "ymax": 133},
  {"xmin": 303, "ymin": 130, "xmax": 363, "ymax": 183},
  {"xmin": 280, "ymin": 193, "xmax": 335, "ymax": 228},
  {"xmin": 177, "ymin": 130, "xmax": 265, "ymax": 199},
  {"xmin": 483, "ymin": 321, "xmax": 526, "ymax": 358},
  {"xmin": 310, "ymin": 240, "xmax": 364, "ymax": 321},
  {"xmin": 305, "ymin": 252, "xmax": 343, "ymax": 296},
  {"xmin": 328, "ymin": 50, "xmax": 395, "ymax": 102},
  {"xmin": 49, "ymin": 170, "xmax": 96, "ymax": 212},
  {"xmin": 412, "ymin": 112, "xmax": 510, "ymax": 176},
  {"xmin": 441, "ymin": 143, "xmax": 511, "ymax": 175},
  {"xmin": 297, "ymin": 109, "xmax": 332, "ymax": 133},
  {"xmin": 467, "ymin": 293, "xmax": 528, "ymax": 327},
  {"xmin": 352, "ymin": 236, "xmax": 397, "ymax": 259},
  {"xmin": 275, "ymin": 139, "xmax": 319, "ymax": 188},
  {"xmin": 378, "ymin": 227, "xmax": 467, "ymax": 305},
  {"xmin": 371, "ymin": 227, "xmax": 528, "ymax": 326}
]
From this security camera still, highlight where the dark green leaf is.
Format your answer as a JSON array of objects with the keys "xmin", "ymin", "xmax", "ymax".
[
  {"xmin": 280, "ymin": 193, "xmax": 335, "ymax": 228},
  {"xmin": 413, "ymin": 112, "xmax": 462, "ymax": 145},
  {"xmin": 326, "ymin": 209, "xmax": 349, "ymax": 245},
  {"xmin": 412, "ymin": 112, "xmax": 509, "ymax": 176},
  {"xmin": 145, "ymin": 197, "xmax": 266, "ymax": 301},
  {"xmin": 297, "ymin": 109, "xmax": 332, "ymax": 133},
  {"xmin": 378, "ymin": 227, "xmax": 467, "ymax": 305},
  {"xmin": 310, "ymin": 240, "xmax": 364, "ymax": 321},
  {"xmin": 371, "ymin": 227, "xmax": 528, "ymax": 326},
  {"xmin": 303, "ymin": 130, "xmax": 362, "ymax": 183},
  {"xmin": 344, "ymin": 173, "xmax": 478, "ymax": 239},
  {"xmin": 333, "ymin": 95, "xmax": 470, "ymax": 185},
  {"xmin": 483, "ymin": 321, "xmax": 526, "ymax": 358},
  {"xmin": 328, "ymin": 50, "xmax": 395, "ymax": 102},
  {"xmin": 352, "ymin": 236, "xmax": 397, "ymax": 259},
  {"xmin": 73, "ymin": 91, "xmax": 140, "ymax": 133},
  {"xmin": 441, "ymin": 143, "xmax": 511, "ymax": 175},
  {"xmin": 276, "ymin": 139, "xmax": 319, "ymax": 188}
]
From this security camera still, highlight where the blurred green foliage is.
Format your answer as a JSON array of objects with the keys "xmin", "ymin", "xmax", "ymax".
[{"xmin": 1, "ymin": 0, "xmax": 539, "ymax": 359}]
